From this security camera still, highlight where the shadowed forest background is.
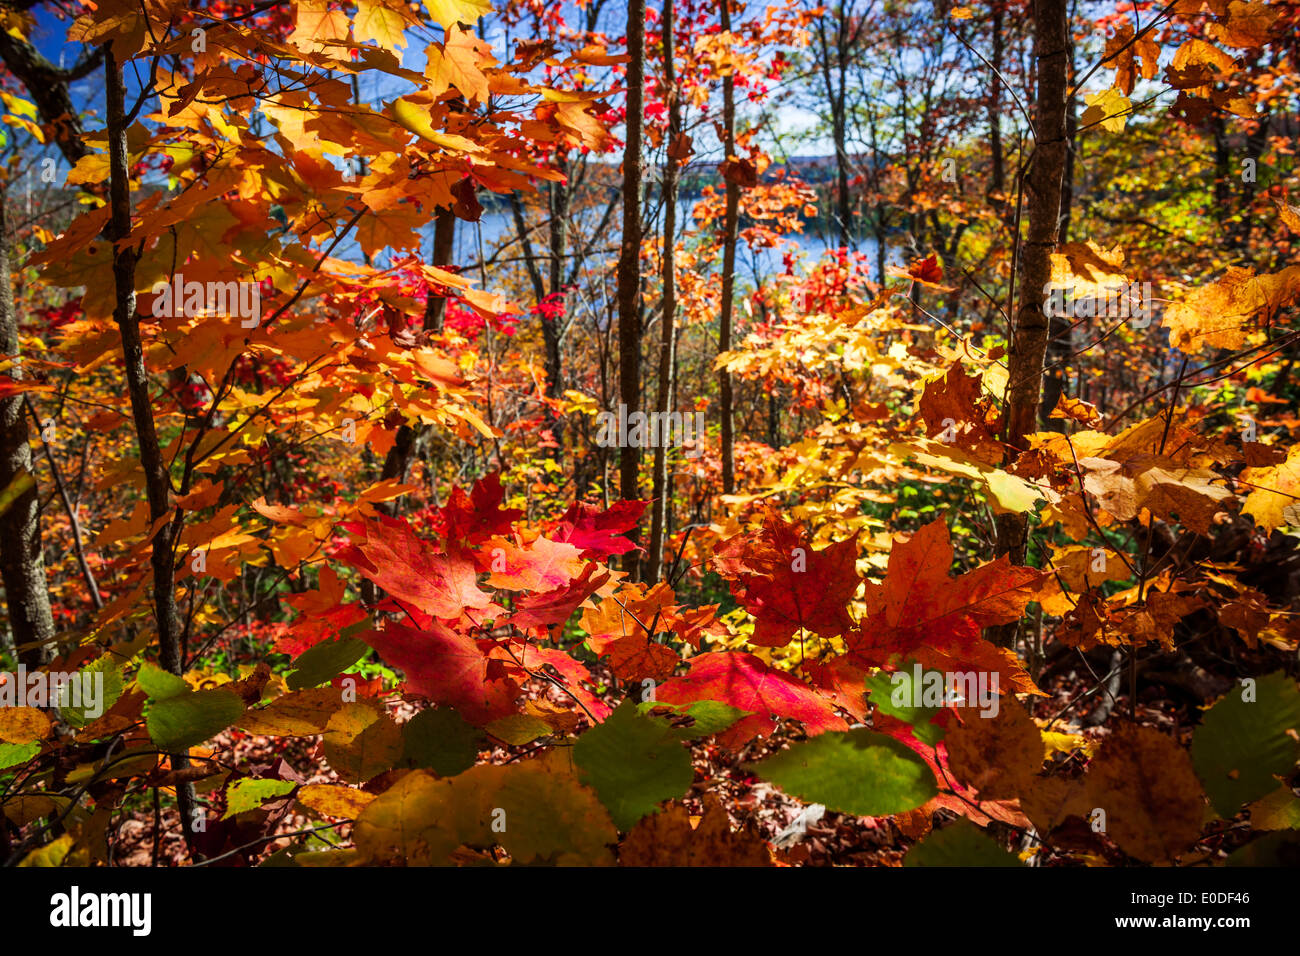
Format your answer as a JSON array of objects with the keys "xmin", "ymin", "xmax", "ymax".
[{"xmin": 0, "ymin": 0, "xmax": 1299, "ymax": 867}]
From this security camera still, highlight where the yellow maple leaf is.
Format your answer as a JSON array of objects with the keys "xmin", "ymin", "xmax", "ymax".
[
  {"xmin": 1164, "ymin": 265, "xmax": 1300, "ymax": 353},
  {"xmin": 354, "ymin": 0, "xmax": 411, "ymax": 49},
  {"xmin": 1080, "ymin": 88, "xmax": 1131, "ymax": 133},
  {"xmin": 423, "ymin": 0, "xmax": 492, "ymax": 31},
  {"xmin": 1241, "ymin": 444, "xmax": 1300, "ymax": 532}
]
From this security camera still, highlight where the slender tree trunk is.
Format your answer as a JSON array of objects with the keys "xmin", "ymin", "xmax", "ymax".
[
  {"xmin": 0, "ymin": 183, "xmax": 55, "ymax": 669},
  {"xmin": 543, "ymin": 152, "xmax": 569, "ymax": 456},
  {"xmin": 0, "ymin": 29, "xmax": 95, "ymax": 671},
  {"xmin": 832, "ymin": 101, "xmax": 851, "ymax": 248},
  {"xmin": 1058, "ymin": 2, "xmax": 1077, "ymax": 242},
  {"xmin": 718, "ymin": 0, "xmax": 740, "ymax": 496},
  {"xmin": 1041, "ymin": 8, "xmax": 1076, "ymax": 427},
  {"xmin": 988, "ymin": 1, "xmax": 1005, "ymax": 202},
  {"xmin": 105, "ymin": 48, "xmax": 198, "ymax": 851},
  {"xmin": 424, "ymin": 206, "xmax": 456, "ymax": 333},
  {"xmin": 617, "ymin": 0, "xmax": 647, "ymax": 569},
  {"xmin": 817, "ymin": 17, "xmax": 852, "ymax": 248},
  {"xmin": 867, "ymin": 112, "xmax": 887, "ymax": 284},
  {"xmin": 991, "ymin": 0, "xmax": 1069, "ymax": 644},
  {"xmin": 647, "ymin": 0, "xmax": 680, "ymax": 582}
]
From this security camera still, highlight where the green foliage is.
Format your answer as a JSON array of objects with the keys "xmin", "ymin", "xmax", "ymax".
[
  {"xmin": 403, "ymin": 707, "xmax": 486, "ymax": 776},
  {"xmin": 223, "ymin": 778, "xmax": 296, "ymax": 818},
  {"xmin": 147, "ymin": 689, "xmax": 244, "ymax": 753},
  {"xmin": 574, "ymin": 701, "xmax": 693, "ymax": 831},
  {"xmin": 287, "ymin": 630, "xmax": 370, "ymax": 691},
  {"xmin": 905, "ymin": 819, "xmax": 1021, "ymax": 867},
  {"xmin": 1192, "ymin": 672, "xmax": 1300, "ymax": 817},
  {"xmin": 746, "ymin": 729, "xmax": 937, "ymax": 817}
]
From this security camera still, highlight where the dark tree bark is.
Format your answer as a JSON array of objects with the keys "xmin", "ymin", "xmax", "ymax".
[
  {"xmin": 988, "ymin": 1, "xmax": 1005, "ymax": 202},
  {"xmin": 1041, "ymin": 5, "xmax": 1077, "ymax": 427},
  {"xmin": 105, "ymin": 47, "xmax": 198, "ymax": 849},
  {"xmin": 718, "ymin": 0, "xmax": 740, "ymax": 497},
  {"xmin": 815, "ymin": 5, "xmax": 860, "ymax": 249},
  {"xmin": 542, "ymin": 152, "xmax": 570, "ymax": 455},
  {"xmin": 424, "ymin": 205, "xmax": 457, "ymax": 333},
  {"xmin": 0, "ymin": 182, "xmax": 55, "ymax": 668},
  {"xmin": 0, "ymin": 31, "xmax": 95, "ymax": 166},
  {"xmin": 617, "ymin": 0, "xmax": 647, "ymax": 567},
  {"xmin": 991, "ymin": 0, "xmax": 1070, "ymax": 645},
  {"xmin": 0, "ymin": 26, "xmax": 100, "ymax": 668},
  {"xmin": 647, "ymin": 0, "xmax": 680, "ymax": 582}
]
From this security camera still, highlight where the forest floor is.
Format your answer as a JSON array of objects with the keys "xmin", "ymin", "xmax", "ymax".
[{"xmin": 105, "ymin": 634, "xmax": 1286, "ymax": 867}]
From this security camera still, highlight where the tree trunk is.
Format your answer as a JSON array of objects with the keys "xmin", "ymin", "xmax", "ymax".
[
  {"xmin": 617, "ymin": 0, "xmax": 647, "ymax": 567},
  {"xmin": 0, "ymin": 182, "xmax": 55, "ymax": 668},
  {"xmin": 543, "ymin": 152, "xmax": 569, "ymax": 456},
  {"xmin": 424, "ymin": 205, "xmax": 456, "ymax": 333},
  {"xmin": 991, "ymin": 0, "xmax": 1069, "ymax": 644},
  {"xmin": 817, "ymin": 16, "xmax": 852, "ymax": 248},
  {"xmin": 718, "ymin": 0, "xmax": 740, "ymax": 497},
  {"xmin": 1040, "ymin": 7, "xmax": 1076, "ymax": 427},
  {"xmin": 647, "ymin": 0, "xmax": 680, "ymax": 583},
  {"xmin": 105, "ymin": 48, "xmax": 198, "ymax": 851},
  {"xmin": 988, "ymin": 1, "xmax": 1005, "ymax": 202}
]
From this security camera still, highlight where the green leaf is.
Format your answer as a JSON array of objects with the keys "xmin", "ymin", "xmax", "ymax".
[
  {"xmin": 0, "ymin": 741, "xmax": 39, "ymax": 770},
  {"xmin": 322, "ymin": 702, "xmax": 403, "ymax": 784},
  {"xmin": 137, "ymin": 663, "xmax": 189, "ymax": 700},
  {"xmin": 287, "ymin": 633, "xmax": 370, "ymax": 691},
  {"xmin": 485, "ymin": 713, "xmax": 552, "ymax": 746},
  {"xmin": 403, "ymin": 707, "xmax": 484, "ymax": 776},
  {"xmin": 1192, "ymin": 672, "xmax": 1300, "ymax": 817},
  {"xmin": 864, "ymin": 664, "xmax": 946, "ymax": 744},
  {"xmin": 55, "ymin": 659, "xmax": 124, "ymax": 729},
  {"xmin": 147, "ymin": 689, "xmax": 244, "ymax": 752},
  {"xmin": 1245, "ymin": 787, "xmax": 1300, "ymax": 831},
  {"xmin": 905, "ymin": 818, "xmax": 1021, "ymax": 867},
  {"xmin": 636, "ymin": 699, "xmax": 751, "ymax": 738},
  {"xmin": 573, "ymin": 701, "xmax": 692, "ymax": 831},
  {"xmin": 746, "ymin": 728, "xmax": 937, "ymax": 816},
  {"xmin": 223, "ymin": 778, "xmax": 297, "ymax": 818}
]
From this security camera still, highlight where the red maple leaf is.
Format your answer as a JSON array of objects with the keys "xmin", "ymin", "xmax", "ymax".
[
  {"xmin": 656, "ymin": 651, "xmax": 847, "ymax": 748},
  {"xmin": 519, "ymin": 646, "xmax": 612, "ymax": 722},
  {"xmin": 908, "ymin": 254, "xmax": 943, "ymax": 284},
  {"xmin": 549, "ymin": 499, "xmax": 646, "ymax": 558},
  {"xmin": 482, "ymin": 534, "xmax": 584, "ymax": 592},
  {"xmin": 845, "ymin": 519, "xmax": 1045, "ymax": 693},
  {"xmin": 360, "ymin": 621, "xmax": 518, "ymax": 725},
  {"xmin": 713, "ymin": 509, "xmax": 858, "ymax": 647},
  {"xmin": 278, "ymin": 565, "xmax": 368, "ymax": 655},
  {"xmin": 338, "ymin": 514, "xmax": 492, "ymax": 620},
  {"xmin": 438, "ymin": 472, "xmax": 523, "ymax": 544},
  {"xmin": 507, "ymin": 563, "xmax": 610, "ymax": 631}
]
